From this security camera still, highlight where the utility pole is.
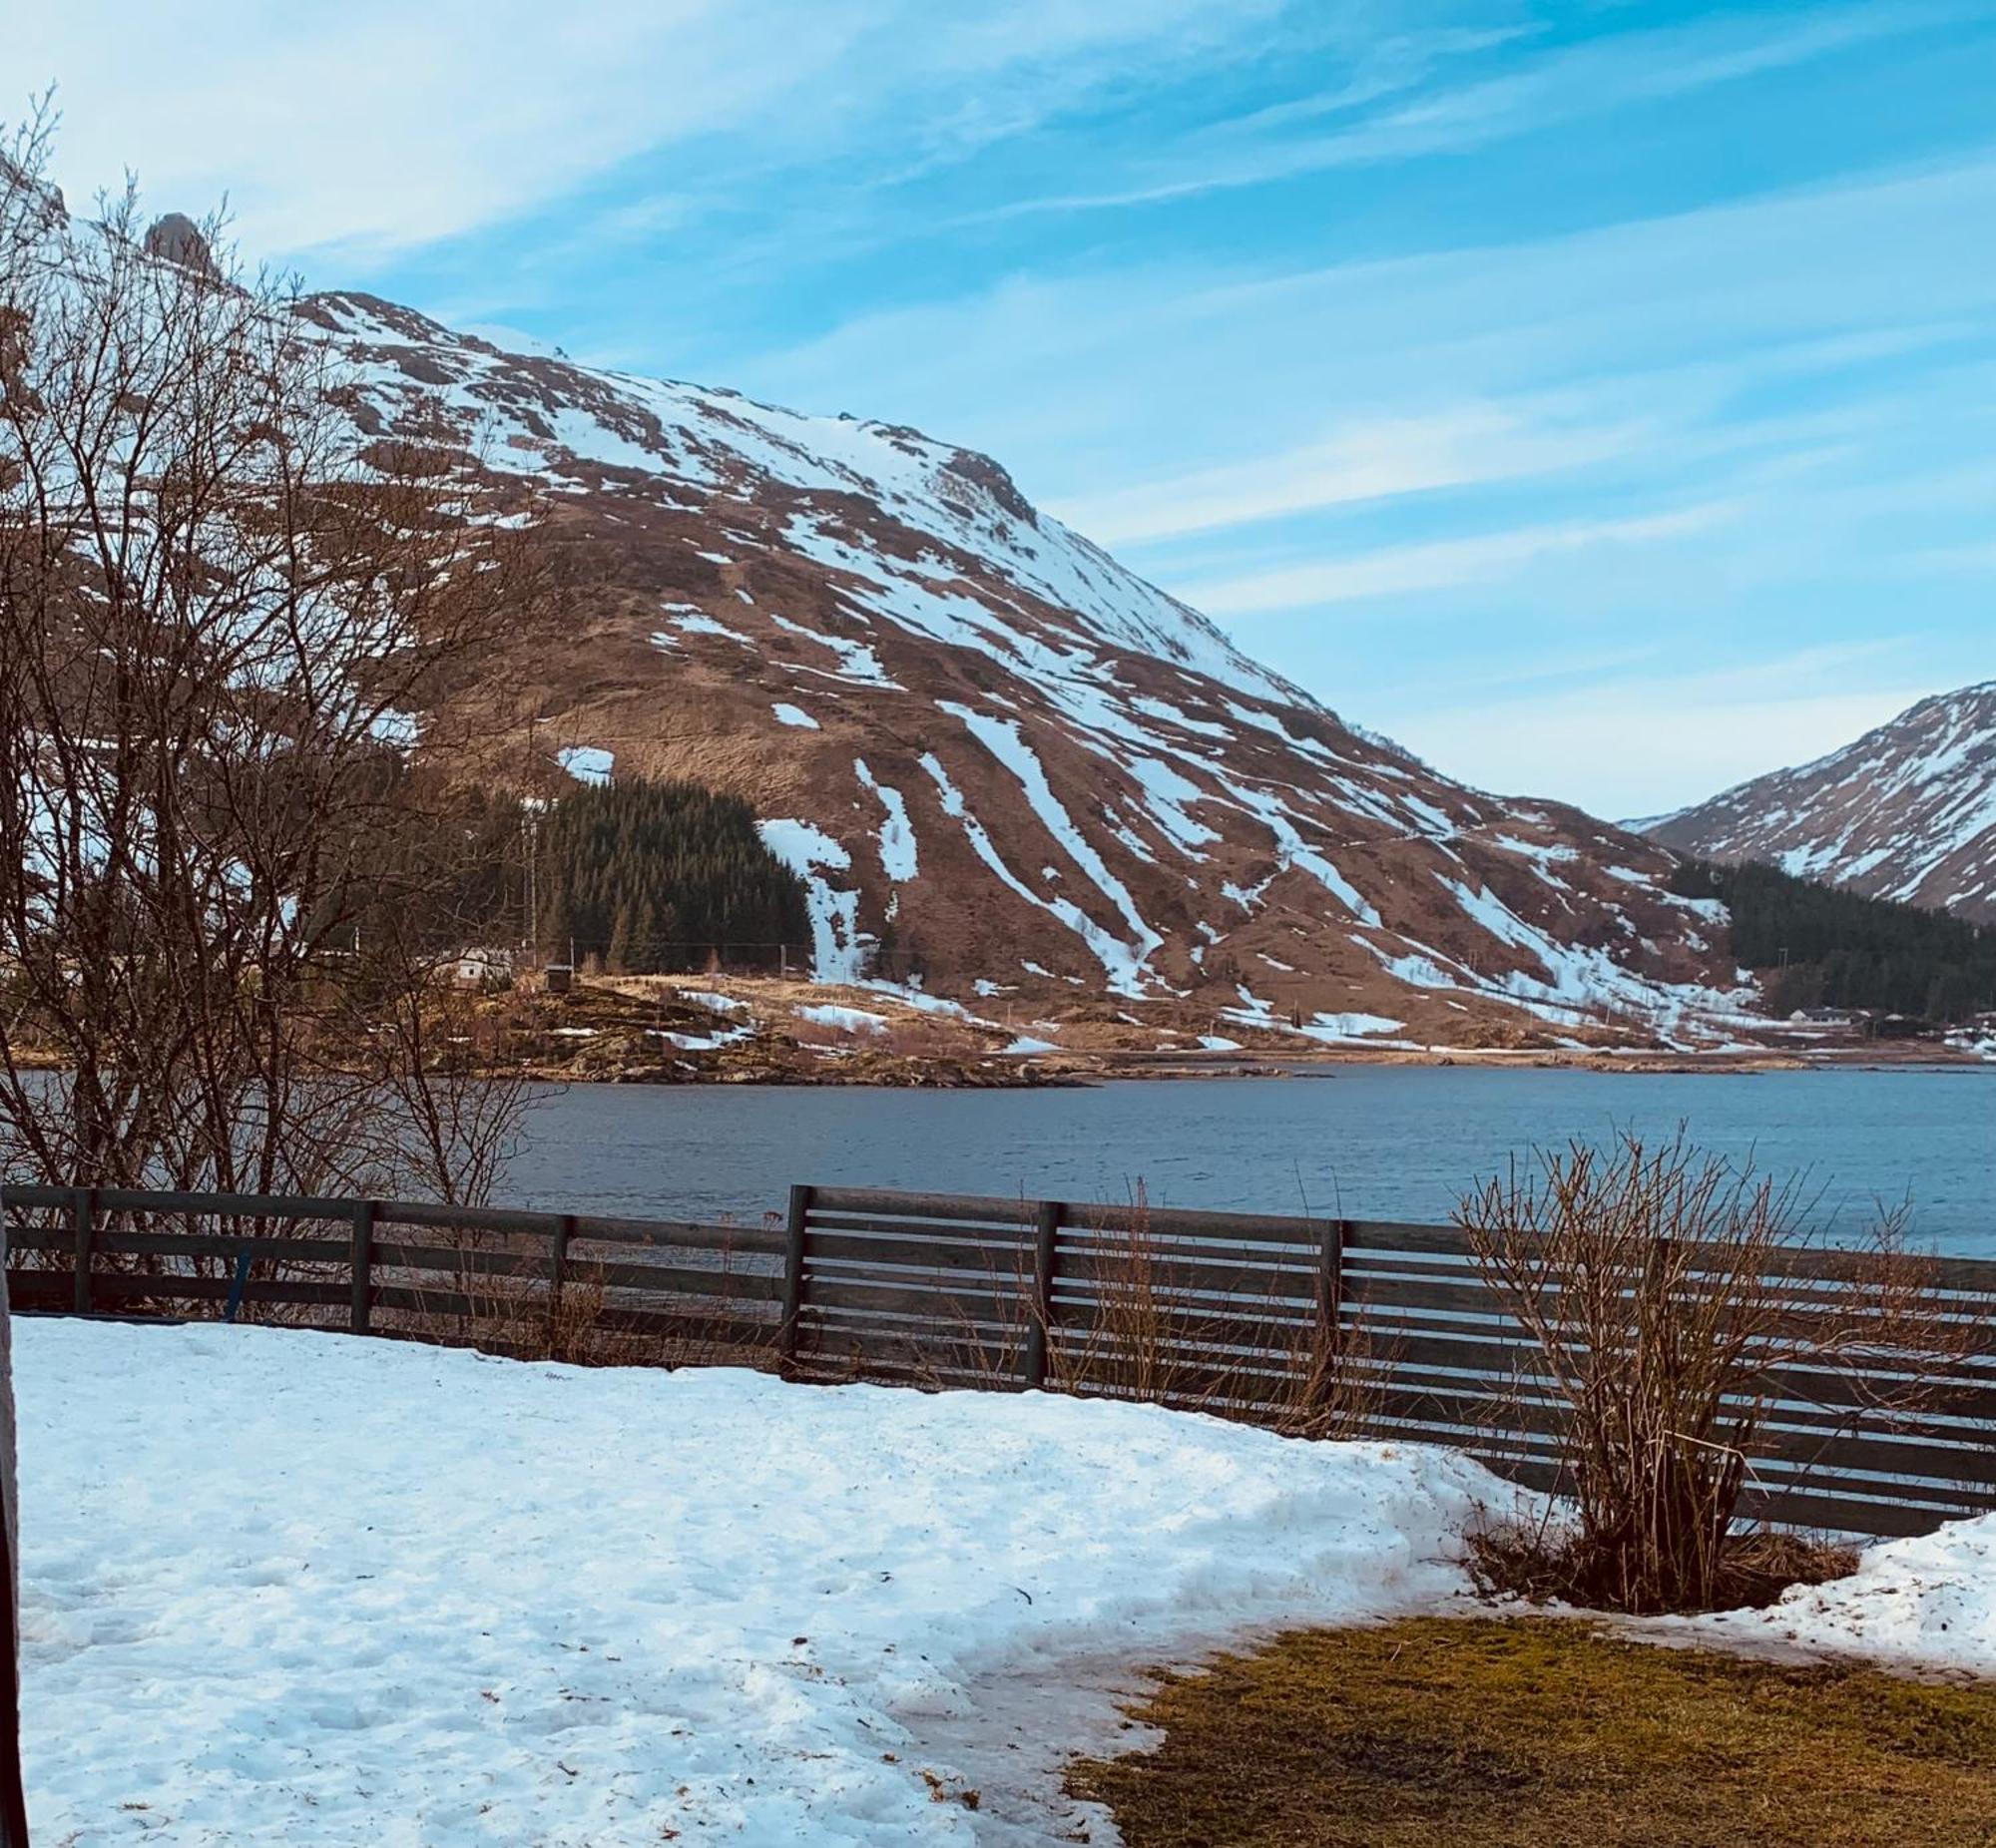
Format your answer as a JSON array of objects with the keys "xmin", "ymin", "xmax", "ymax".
[{"xmin": 525, "ymin": 808, "xmax": 539, "ymax": 957}]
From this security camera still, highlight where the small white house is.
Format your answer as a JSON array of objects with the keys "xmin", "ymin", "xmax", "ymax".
[{"xmin": 452, "ymin": 947, "xmax": 516, "ymax": 988}]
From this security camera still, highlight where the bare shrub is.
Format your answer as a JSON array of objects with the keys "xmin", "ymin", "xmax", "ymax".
[
  {"xmin": 372, "ymin": 1221, "xmax": 781, "ymax": 1372},
  {"xmin": 1457, "ymin": 1131, "xmax": 1968, "ymax": 1614},
  {"xmin": 1464, "ymin": 1514, "xmax": 1857, "ymax": 1613}
]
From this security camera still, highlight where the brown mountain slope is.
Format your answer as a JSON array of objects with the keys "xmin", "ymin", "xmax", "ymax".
[{"xmin": 305, "ymin": 289, "xmax": 1759, "ymax": 1051}]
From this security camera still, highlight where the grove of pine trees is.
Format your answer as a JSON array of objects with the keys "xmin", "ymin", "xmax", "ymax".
[
  {"xmin": 1669, "ymin": 859, "xmax": 1996, "ymax": 1024},
  {"xmin": 534, "ymin": 778, "xmax": 812, "ymax": 974}
]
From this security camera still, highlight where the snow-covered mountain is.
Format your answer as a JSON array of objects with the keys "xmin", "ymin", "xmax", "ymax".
[
  {"xmin": 1644, "ymin": 684, "xmax": 1996, "ymax": 923},
  {"xmin": 302, "ymin": 289, "xmax": 1758, "ymax": 1049}
]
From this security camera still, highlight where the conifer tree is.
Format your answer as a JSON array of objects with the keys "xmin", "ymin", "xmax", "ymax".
[{"xmin": 532, "ymin": 778, "xmax": 811, "ymax": 973}]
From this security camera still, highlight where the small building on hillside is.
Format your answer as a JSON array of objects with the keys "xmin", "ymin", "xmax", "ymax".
[{"xmin": 452, "ymin": 947, "xmax": 516, "ymax": 989}]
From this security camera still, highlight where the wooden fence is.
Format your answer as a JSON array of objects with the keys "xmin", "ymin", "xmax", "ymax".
[{"xmin": 3, "ymin": 1181, "xmax": 1993, "ymax": 1540}]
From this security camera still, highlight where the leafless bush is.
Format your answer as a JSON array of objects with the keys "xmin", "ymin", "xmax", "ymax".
[
  {"xmin": 1457, "ymin": 1131, "xmax": 1969, "ymax": 1614},
  {"xmin": 1044, "ymin": 1192, "xmax": 1380, "ymax": 1440},
  {"xmin": 372, "ymin": 1223, "xmax": 781, "ymax": 1372}
]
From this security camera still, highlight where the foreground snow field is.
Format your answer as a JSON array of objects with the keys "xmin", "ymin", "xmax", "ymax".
[{"xmin": 17, "ymin": 1321, "xmax": 1511, "ymax": 1846}]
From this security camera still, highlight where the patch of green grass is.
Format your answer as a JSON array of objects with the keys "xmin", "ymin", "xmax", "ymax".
[{"xmin": 1068, "ymin": 1619, "xmax": 1996, "ymax": 1847}]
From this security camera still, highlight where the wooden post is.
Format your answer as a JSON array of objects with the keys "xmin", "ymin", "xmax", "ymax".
[
  {"xmin": 779, "ymin": 1184, "xmax": 813, "ymax": 1362},
  {"xmin": 1023, "ymin": 1198, "xmax": 1064, "ymax": 1390},
  {"xmin": 1312, "ymin": 1217, "xmax": 1348, "ymax": 1398},
  {"xmin": 350, "ymin": 1200, "xmax": 375, "ymax": 1335},
  {"xmin": 72, "ymin": 1185, "xmax": 96, "ymax": 1315},
  {"xmin": 545, "ymin": 1212, "xmax": 576, "ymax": 1351}
]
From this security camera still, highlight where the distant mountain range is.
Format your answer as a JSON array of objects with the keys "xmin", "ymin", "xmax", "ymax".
[{"xmin": 1642, "ymin": 683, "xmax": 1996, "ymax": 924}]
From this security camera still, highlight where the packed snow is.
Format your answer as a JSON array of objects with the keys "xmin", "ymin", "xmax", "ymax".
[
  {"xmin": 1668, "ymin": 1515, "xmax": 1996, "ymax": 1678},
  {"xmin": 917, "ymin": 753, "xmax": 1155, "ymax": 998},
  {"xmin": 796, "ymin": 1003, "xmax": 889, "ymax": 1034},
  {"xmin": 940, "ymin": 702, "xmax": 1163, "ymax": 984},
  {"xmin": 854, "ymin": 759, "xmax": 919, "ymax": 883},
  {"xmin": 18, "ymin": 1320, "xmax": 1513, "ymax": 1845},
  {"xmin": 681, "ymin": 989, "xmax": 748, "ymax": 1015}
]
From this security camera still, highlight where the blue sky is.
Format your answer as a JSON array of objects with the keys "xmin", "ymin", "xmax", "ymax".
[{"xmin": 20, "ymin": 1, "xmax": 1996, "ymax": 817}]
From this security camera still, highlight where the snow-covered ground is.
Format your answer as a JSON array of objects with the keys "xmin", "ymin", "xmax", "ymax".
[
  {"xmin": 20, "ymin": 1320, "xmax": 1996, "ymax": 1844},
  {"xmin": 1666, "ymin": 1515, "xmax": 1996, "ymax": 1678},
  {"xmin": 17, "ymin": 1321, "xmax": 1509, "ymax": 1846}
]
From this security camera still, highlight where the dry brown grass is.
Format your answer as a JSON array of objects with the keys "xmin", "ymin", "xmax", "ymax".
[
  {"xmin": 1041, "ymin": 1194, "xmax": 1382, "ymax": 1441},
  {"xmin": 1070, "ymin": 1618, "xmax": 1996, "ymax": 1847},
  {"xmin": 374, "ymin": 1224, "xmax": 782, "ymax": 1371}
]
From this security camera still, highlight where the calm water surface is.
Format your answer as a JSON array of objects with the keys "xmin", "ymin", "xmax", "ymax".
[{"xmin": 502, "ymin": 1067, "xmax": 1995, "ymax": 1253}]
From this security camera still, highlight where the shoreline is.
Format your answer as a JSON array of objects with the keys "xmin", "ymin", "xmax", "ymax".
[
  {"xmin": 499, "ymin": 1043, "xmax": 1995, "ymax": 1089},
  {"xmin": 13, "ymin": 966, "xmax": 1988, "ymax": 1090},
  {"xmin": 12, "ymin": 1041, "xmax": 1988, "ymax": 1093}
]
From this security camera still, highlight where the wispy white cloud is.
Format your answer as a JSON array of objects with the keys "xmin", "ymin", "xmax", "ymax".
[
  {"xmin": 1048, "ymin": 404, "xmax": 1642, "ymax": 546},
  {"xmin": 18, "ymin": 0, "xmax": 1293, "ymax": 257},
  {"xmin": 1381, "ymin": 647, "xmax": 1937, "ymax": 815},
  {"xmin": 976, "ymin": 3, "xmax": 1963, "ymax": 222},
  {"xmin": 1906, "ymin": 539, "xmax": 1996, "ymax": 574},
  {"xmin": 1183, "ymin": 503, "xmax": 1739, "ymax": 614},
  {"xmin": 739, "ymin": 151, "xmax": 1996, "ymax": 492}
]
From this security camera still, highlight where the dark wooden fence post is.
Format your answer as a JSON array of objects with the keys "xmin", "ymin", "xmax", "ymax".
[
  {"xmin": 1023, "ymin": 1198, "xmax": 1064, "ymax": 1390},
  {"xmin": 72, "ymin": 1185, "xmax": 97, "ymax": 1315},
  {"xmin": 349, "ymin": 1200, "xmax": 375, "ymax": 1335},
  {"xmin": 779, "ymin": 1184, "xmax": 813, "ymax": 1362},
  {"xmin": 1311, "ymin": 1217, "xmax": 1348, "ymax": 1396},
  {"xmin": 545, "ymin": 1212, "xmax": 576, "ymax": 1351}
]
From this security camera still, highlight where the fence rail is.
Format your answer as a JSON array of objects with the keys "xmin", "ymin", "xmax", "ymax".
[{"xmin": 3, "ymin": 1181, "xmax": 1992, "ymax": 1541}]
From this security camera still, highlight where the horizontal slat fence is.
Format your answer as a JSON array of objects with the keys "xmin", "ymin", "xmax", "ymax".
[
  {"xmin": 4, "ymin": 1181, "xmax": 1993, "ymax": 1540},
  {"xmin": 0, "ymin": 1185, "xmax": 786, "ymax": 1363}
]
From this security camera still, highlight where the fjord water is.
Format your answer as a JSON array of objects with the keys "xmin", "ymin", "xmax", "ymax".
[{"xmin": 503, "ymin": 1067, "xmax": 1995, "ymax": 1253}]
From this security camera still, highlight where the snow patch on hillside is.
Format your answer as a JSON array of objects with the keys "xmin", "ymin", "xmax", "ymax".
[
  {"xmin": 796, "ymin": 1003, "xmax": 888, "ymax": 1034},
  {"xmin": 941, "ymin": 701, "xmax": 1163, "ymax": 978},
  {"xmin": 854, "ymin": 759, "xmax": 919, "ymax": 884},
  {"xmin": 917, "ymin": 752, "xmax": 1155, "ymax": 997},
  {"xmin": 757, "ymin": 818, "xmax": 867, "ymax": 981}
]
